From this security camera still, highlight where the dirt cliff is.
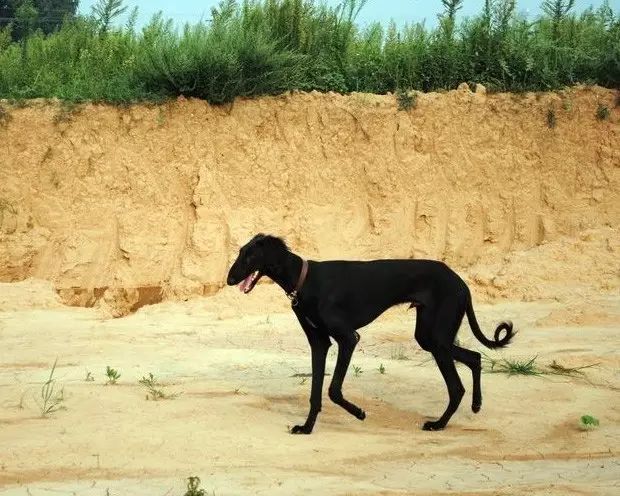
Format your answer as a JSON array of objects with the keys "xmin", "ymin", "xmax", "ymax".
[{"xmin": 0, "ymin": 85, "xmax": 618, "ymax": 315}]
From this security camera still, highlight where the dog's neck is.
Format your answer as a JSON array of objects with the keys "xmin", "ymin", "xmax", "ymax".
[{"xmin": 266, "ymin": 251, "xmax": 304, "ymax": 295}]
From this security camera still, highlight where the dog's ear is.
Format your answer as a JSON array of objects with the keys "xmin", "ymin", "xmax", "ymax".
[
  {"xmin": 241, "ymin": 234, "xmax": 266, "ymax": 255},
  {"xmin": 260, "ymin": 235, "xmax": 288, "ymax": 253},
  {"xmin": 248, "ymin": 233, "xmax": 266, "ymax": 245},
  {"xmin": 252, "ymin": 235, "xmax": 288, "ymax": 268}
]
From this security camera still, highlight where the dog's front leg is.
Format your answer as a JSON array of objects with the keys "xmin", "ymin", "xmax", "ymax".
[{"xmin": 291, "ymin": 318, "xmax": 331, "ymax": 435}]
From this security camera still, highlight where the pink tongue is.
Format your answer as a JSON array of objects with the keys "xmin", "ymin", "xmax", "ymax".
[{"xmin": 238, "ymin": 274, "xmax": 254, "ymax": 292}]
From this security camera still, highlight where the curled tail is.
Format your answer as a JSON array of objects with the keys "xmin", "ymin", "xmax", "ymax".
[{"xmin": 466, "ymin": 298, "xmax": 514, "ymax": 348}]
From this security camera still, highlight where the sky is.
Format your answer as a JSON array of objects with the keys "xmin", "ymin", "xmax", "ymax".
[{"xmin": 78, "ymin": 1, "xmax": 620, "ymax": 29}]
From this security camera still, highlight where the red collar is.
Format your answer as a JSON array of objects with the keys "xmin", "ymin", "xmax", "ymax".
[{"xmin": 287, "ymin": 259, "xmax": 308, "ymax": 305}]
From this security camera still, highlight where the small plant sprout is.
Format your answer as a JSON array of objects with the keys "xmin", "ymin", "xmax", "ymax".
[
  {"xmin": 105, "ymin": 366, "xmax": 121, "ymax": 385},
  {"xmin": 579, "ymin": 415, "xmax": 600, "ymax": 430},
  {"xmin": 0, "ymin": 105, "xmax": 11, "ymax": 127},
  {"xmin": 138, "ymin": 372, "xmax": 177, "ymax": 400},
  {"xmin": 390, "ymin": 344, "xmax": 409, "ymax": 360},
  {"xmin": 547, "ymin": 108, "xmax": 556, "ymax": 128},
  {"xmin": 36, "ymin": 358, "xmax": 66, "ymax": 417},
  {"xmin": 84, "ymin": 370, "xmax": 94, "ymax": 382},
  {"xmin": 596, "ymin": 103, "xmax": 610, "ymax": 120},
  {"xmin": 379, "ymin": 363, "xmax": 386, "ymax": 374},
  {"xmin": 184, "ymin": 476, "xmax": 206, "ymax": 496},
  {"xmin": 353, "ymin": 365, "xmax": 363, "ymax": 377},
  {"xmin": 396, "ymin": 88, "xmax": 417, "ymax": 111}
]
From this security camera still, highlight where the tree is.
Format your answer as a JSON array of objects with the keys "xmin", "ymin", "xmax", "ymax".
[
  {"xmin": 541, "ymin": 0, "xmax": 576, "ymax": 39},
  {"xmin": 0, "ymin": 0, "xmax": 78, "ymax": 41},
  {"xmin": 91, "ymin": 0, "xmax": 127, "ymax": 35},
  {"xmin": 14, "ymin": 0, "xmax": 37, "ymax": 44},
  {"xmin": 438, "ymin": 0, "xmax": 464, "ymax": 40}
]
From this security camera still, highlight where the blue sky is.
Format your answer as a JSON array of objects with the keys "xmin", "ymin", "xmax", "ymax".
[{"xmin": 79, "ymin": 1, "xmax": 620, "ymax": 29}]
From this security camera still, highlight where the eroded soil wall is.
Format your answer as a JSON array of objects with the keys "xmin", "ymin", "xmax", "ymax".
[{"xmin": 1, "ymin": 86, "xmax": 618, "ymax": 313}]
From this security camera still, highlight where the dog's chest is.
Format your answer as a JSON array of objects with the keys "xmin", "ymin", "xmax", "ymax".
[
  {"xmin": 294, "ymin": 301, "xmax": 326, "ymax": 332},
  {"xmin": 303, "ymin": 315, "xmax": 320, "ymax": 329}
]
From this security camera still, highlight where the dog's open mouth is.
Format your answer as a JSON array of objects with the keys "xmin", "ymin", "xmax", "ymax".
[{"xmin": 238, "ymin": 271, "xmax": 262, "ymax": 294}]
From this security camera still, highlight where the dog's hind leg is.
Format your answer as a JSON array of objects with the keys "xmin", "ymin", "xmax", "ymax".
[
  {"xmin": 327, "ymin": 331, "xmax": 366, "ymax": 421},
  {"xmin": 421, "ymin": 299, "xmax": 467, "ymax": 431},
  {"xmin": 423, "ymin": 347, "xmax": 465, "ymax": 431},
  {"xmin": 452, "ymin": 345, "xmax": 482, "ymax": 413}
]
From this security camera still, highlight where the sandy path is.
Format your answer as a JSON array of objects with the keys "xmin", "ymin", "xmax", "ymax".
[{"xmin": 1, "ymin": 282, "xmax": 619, "ymax": 495}]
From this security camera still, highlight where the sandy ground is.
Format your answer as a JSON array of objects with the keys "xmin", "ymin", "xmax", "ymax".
[
  {"xmin": 1, "ymin": 87, "xmax": 618, "ymax": 495},
  {"xmin": 0, "ymin": 280, "xmax": 619, "ymax": 495}
]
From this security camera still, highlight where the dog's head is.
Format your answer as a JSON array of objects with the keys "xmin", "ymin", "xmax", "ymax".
[{"xmin": 227, "ymin": 234, "xmax": 289, "ymax": 294}]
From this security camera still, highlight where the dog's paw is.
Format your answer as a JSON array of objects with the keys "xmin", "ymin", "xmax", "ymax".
[
  {"xmin": 356, "ymin": 409, "xmax": 366, "ymax": 421},
  {"xmin": 422, "ymin": 420, "xmax": 445, "ymax": 431},
  {"xmin": 290, "ymin": 424, "xmax": 313, "ymax": 435},
  {"xmin": 472, "ymin": 392, "xmax": 482, "ymax": 413}
]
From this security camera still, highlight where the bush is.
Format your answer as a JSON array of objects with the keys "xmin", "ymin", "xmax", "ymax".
[
  {"xmin": 0, "ymin": 17, "xmax": 143, "ymax": 102},
  {"xmin": 0, "ymin": 0, "xmax": 617, "ymax": 103},
  {"xmin": 137, "ymin": 19, "xmax": 305, "ymax": 103}
]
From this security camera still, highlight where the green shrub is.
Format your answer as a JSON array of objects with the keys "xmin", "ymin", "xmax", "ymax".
[
  {"xmin": 579, "ymin": 414, "xmax": 600, "ymax": 430},
  {"xmin": 596, "ymin": 102, "xmax": 610, "ymax": 120},
  {"xmin": 0, "ymin": 0, "xmax": 617, "ymax": 103},
  {"xmin": 396, "ymin": 88, "xmax": 417, "ymax": 111},
  {"xmin": 137, "ymin": 20, "xmax": 305, "ymax": 104}
]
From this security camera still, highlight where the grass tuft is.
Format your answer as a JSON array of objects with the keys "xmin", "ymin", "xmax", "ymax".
[
  {"xmin": 596, "ymin": 103, "xmax": 610, "ymax": 120},
  {"xmin": 184, "ymin": 476, "xmax": 206, "ymax": 496},
  {"xmin": 579, "ymin": 414, "xmax": 600, "ymax": 430},
  {"xmin": 105, "ymin": 366, "xmax": 121, "ymax": 385},
  {"xmin": 482, "ymin": 352, "xmax": 599, "ymax": 379},
  {"xmin": 547, "ymin": 107, "xmax": 556, "ymax": 128},
  {"xmin": 138, "ymin": 372, "xmax": 178, "ymax": 400},
  {"xmin": 396, "ymin": 88, "xmax": 417, "ymax": 111},
  {"xmin": 390, "ymin": 344, "xmax": 410, "ymax": 361},
  {"xmin": 0, "ymin": 105, "xmax": 11, "ymax": 127},
  {"xmin": 482, "ymin": 353, "xmax": 543, "ymax": 376},
  {"xmin": 36, "ymin": 358, "xmax": 66, "ymax": 417}
]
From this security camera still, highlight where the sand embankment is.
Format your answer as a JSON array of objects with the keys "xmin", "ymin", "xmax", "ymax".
[{"xmin": 1, "ymin": 86, "xmax": 618, "ymax": 316}]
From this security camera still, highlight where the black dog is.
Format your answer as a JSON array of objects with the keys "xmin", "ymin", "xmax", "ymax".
[{"xmin": 227, "ymin": 234, "xmax": 514, "ymax": 434}]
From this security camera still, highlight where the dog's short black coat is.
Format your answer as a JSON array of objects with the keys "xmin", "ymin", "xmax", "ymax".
[{"xmin": 227, "ymin": 234, "xmax": 514, "ymax": 434}]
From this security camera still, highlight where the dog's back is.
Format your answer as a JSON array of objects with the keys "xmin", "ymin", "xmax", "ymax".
[{"xmin": 302, "ymin": 258, "xmax": 468, "ymax": 328}]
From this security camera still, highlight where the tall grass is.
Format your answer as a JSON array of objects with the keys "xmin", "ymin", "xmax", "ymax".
[{"xmin": 0, "ymin": 0, "xmax": 617, "ymax": 103}]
